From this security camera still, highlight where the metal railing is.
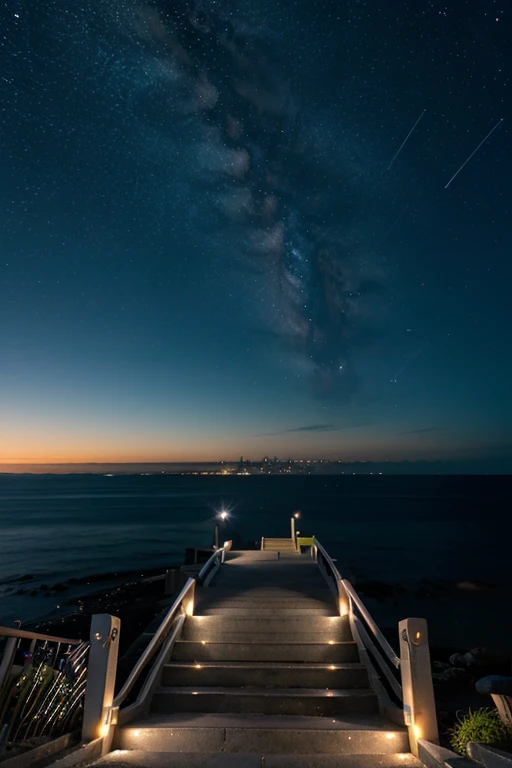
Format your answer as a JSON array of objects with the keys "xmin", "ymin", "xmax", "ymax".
[
  {"xmin": 312, "ymin": 538, "xmax": 438, "ymax": 754},
  {"xmin": 107, "ymin": 540, "xmax": 232, "ymax": 728},
  {"xmin": 197, "ymin": 540, "xmax": 232, "ymax": 586},
  {"xmin": 0, "ymin": 626, "xmax": 88, "ymax": 751}
]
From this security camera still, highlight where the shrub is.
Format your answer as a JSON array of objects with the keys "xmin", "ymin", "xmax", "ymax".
[{"xmin": 450, "ymin": 707, "xmax": 512, "ymax": 755}]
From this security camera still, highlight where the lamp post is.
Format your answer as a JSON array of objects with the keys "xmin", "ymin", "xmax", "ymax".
[
  {"xmin": 214, "ymin": 510, "xmax": 228, "ymax": 550},
  {"xmin": 291, "ymin": 511, "xmax": 300, "ymax": 542}
]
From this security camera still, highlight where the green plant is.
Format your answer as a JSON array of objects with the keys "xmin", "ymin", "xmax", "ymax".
[{"xmin": 450, "ymin": 707, "xmax": 512, "ymax": 755}]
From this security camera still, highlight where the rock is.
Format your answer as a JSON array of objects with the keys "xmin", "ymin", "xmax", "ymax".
[
  {"xmin": 432, "ymin": 661, "xmax": 451, "ymax": 672},
  {"xmin": 19, "ymin": 574, "xmax": 35, "ymax": 583},
  {"xmin": 50, "ymin": 583, "xmax": 68, "ymax": 593},
  {"xmin": 462, "ymin": 647, "xmax": 510, "ymax": 670},
  {"xmin": 456, "ymin": 580, "xmax": 497, "ymax": 592},
  {"xmin": 433, "ymin": 666, "xmax": 472, "ymax": 690},
  {"xmin": 449, "ymin": 647, "xmax": 510, "ymax": 671}
]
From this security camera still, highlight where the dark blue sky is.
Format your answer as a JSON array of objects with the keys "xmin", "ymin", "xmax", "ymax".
[{"xmin": 1, "ymin": 0, "xmax": 510, "ymax": 468}]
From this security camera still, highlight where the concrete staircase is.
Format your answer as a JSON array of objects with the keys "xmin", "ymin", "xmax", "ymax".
[
  {"xmin": 262, "ymin": 537, "xmax": 298, "ymax": 554},
  {"xmin": 94, "ymin": 551, "xmax": 419, "ymax": 767}
]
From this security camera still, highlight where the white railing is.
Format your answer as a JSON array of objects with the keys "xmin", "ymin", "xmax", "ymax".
[
  {"xmin": 312, "ymin": 538, "xmax": 438, "ymax": 756},
  {"xmin": 82, "ymin": 540, "xmax": 233, "ymax": 749},
  {"xmin": 109, "ymin": 577, "xmax": 196, "ymax": 723},
  {"xmin": 197, "ymin": 540, "xmax": 232, "ymax": 586}
]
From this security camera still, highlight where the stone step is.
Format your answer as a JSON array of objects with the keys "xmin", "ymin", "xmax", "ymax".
[
  {"xmin": 205, "ymin": 589, "xmax": 331, "ymax": 598},
  {"xmin": 182, "ymin": 616, "xmax": 350, "ymax": 642},
  {"xmin": 180, "ymin": 632, "xmax": 353, "ymax": 644},
  {"xmin": 152, "ymin": 687, "xmax": 379, "ymax": 717},
  {"xmin": 163, "ymin": 661, "xmax": 369, "ymax": 689},
  {"xmin": 198, "ymin": 607, "xmax": 334, "ymax": 617},
  {"xmin": 172, "ymin": 640, "xmax": 359, "ymax": 663},
  {"xmin": 115, "ymin": 712, "xmax": 410, "ymax": 754},
  {"xmin": 195, "ymin": 601, "xmax": 335, "ymax": 611},
  {"xmin": 200, "ymin": 590, "xmax": 333, "ymax": 600},
  {"xmin": 213, "ymin": 578, "xmax": 321, "ymax": 585},
  {"xmin": 263, "ymin": 545, "xmax": 297, "ymax": 549},
  {"xmin": 93, "ymin": 751, "xmax": 421, "ymax": 768}
]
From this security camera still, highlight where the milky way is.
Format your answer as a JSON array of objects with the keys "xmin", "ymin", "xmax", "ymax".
[{"xmin": 88, "ymin": 0, "xmax": 381, "ymax": 397}]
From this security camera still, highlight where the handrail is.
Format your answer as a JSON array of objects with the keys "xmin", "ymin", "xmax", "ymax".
[
  {"xmin": 113, "ymin": 540, "xmax": 232, "ymax": 710},
  {"xmin": 0, "ymin": 625, "xmax": 81, "ymax": 645},
  {"xmin": 313, "ymin": 538, "xmax": 401, "ymax": 698},
  {"xmin": 112, "ymin": 577, "xmax": 195, "ymax": 709},
  {"xmin": 197, "ymin": 540, "xmax": 232, "ymax": 584},
  {"xmin": 313, "ymin": 538, "xmax": 344, "ymax": 591},
  {"xmin": 341, "ymin": 579, "xmax": 400, "ymax": 669}
]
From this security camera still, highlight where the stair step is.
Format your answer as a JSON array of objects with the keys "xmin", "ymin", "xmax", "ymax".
[
  {"xmin": 163, "ymin": 662, "xmax": 368, "ymax": 688},
  {"xmin": 152, "ymin": 687, "xmax": 378, "ymax": 716},
  {"xmin": 172, "ymin": 640, "xmax": 359, "ymax": 663},
  {"xmin": 198, "ymin": 607, "xmax": 334, "ymax": 617},
  {"xmin": 115, "ymin": 713, "xmax": 410, "ymax": 754},
  {"xmin": 93, "ymin": 751, "xmax": 421, "ymax": 767},
  {"xmin": 182, "ymin": 616, "xmax": 350, "ymax": 642}
]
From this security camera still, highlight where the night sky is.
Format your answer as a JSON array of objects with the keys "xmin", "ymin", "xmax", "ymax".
[{"xmin": 1, "ymin": 0, "xmax": 511, "ymax": 468}]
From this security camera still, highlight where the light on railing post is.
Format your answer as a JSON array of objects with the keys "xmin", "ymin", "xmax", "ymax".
[
  {"xmin": 183, "ymin": 579, "xmax": 196, "ymax": 616},
  {"xmin": 82, "ymin": 614, "xmax": 121, "ymax": 748},
  {"xmin": 399, "ymin": 617, "xmax": 439, "ymax": 755}
]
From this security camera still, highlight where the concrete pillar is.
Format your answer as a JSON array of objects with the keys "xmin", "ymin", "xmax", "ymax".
[
  {"xmin": 399, "ymin": 617, "xmax": 439, "ymax": 755},
  {"xmin": 82, "ymin": 614, "xmax": 121, "ymax": 743},
  {"xmin": 290, "ymin": 516, "xmax": 295, "ymax": 542}
]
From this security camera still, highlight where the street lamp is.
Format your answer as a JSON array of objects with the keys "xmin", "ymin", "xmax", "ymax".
[
  {"xmin": 214, "ymin": 509, "xmax": 229, "ymax": 549},
  {"xmin": 291, "ymin": 511, "xmax": 301, "ymax": 542}
]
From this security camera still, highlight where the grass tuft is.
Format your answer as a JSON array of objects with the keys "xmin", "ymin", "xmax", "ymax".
[{"xmin": 450, "ymin": 707, "xmax": 512, "ymax": 755}]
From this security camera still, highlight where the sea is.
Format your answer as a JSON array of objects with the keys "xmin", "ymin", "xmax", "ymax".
[{"xmin": 0, "ymin": 473, "xmax": 510, "ymax": 651}]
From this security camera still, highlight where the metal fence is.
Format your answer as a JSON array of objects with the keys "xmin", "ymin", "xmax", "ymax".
[{"xmin": 0, "ymin": 628, "xmax": 89, "ymax": 753}]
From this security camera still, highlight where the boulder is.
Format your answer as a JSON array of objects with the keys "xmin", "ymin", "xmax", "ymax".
[
  {"xmin": 433, "ymin": 665, "xmax": 472, "ymax": 690},
  {"xmin": 450, "ymin": 647, "xmax": 510, "ymax": 671}
]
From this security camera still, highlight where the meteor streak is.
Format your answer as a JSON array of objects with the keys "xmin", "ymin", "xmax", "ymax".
[
  {"xmin": 388, "ymin": 109, "xmax": 426, "ymax": 170},
  {"xmin": 445, "ymin": 118, "xmax": 503, "ymax": 189}
]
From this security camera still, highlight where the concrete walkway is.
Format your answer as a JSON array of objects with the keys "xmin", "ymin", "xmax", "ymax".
[{"xmin": 94, "ymin": 546, "xmax": 419, "ymax": 767}]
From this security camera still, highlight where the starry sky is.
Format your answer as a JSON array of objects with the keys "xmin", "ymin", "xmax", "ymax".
[{"xmin": 1, "ymin": 0, "xmax": 511, "ymax": 469}]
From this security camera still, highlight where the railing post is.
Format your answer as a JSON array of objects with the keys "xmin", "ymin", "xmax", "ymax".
[
  {"xmin": 183, "ymin": 579, "xmax": 196, "ymax": 616},
  {"xmin": 290, "ymin": 516, "xmax": 296, "ymax": 542},
  {"xmin": 399, "ymin": 617, "xmax": 439, "ymax": 755},
  {"xmin": 82, "ymin": 614, "xmax": 121, "ymax": 744},
  {"xmin": 0, "ymin": 637, "xmax": 17, "ymax": 695},
  {"xmin": 338, "ymin": 580, "xmax": 350, "ymax": 617}
]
